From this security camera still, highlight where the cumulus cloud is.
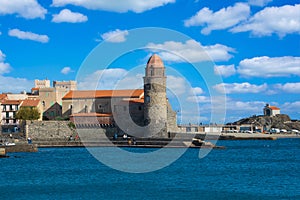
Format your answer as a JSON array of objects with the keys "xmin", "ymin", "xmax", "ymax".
[
  {"xmin": 190, "ymin": 87, "xmax": 204, "ymax": 95},
  {"xmin": 52, "ymin": 9, "xmax": 88, "ymax": 23},
  {"xmin": 0, "ymin": 50, "xmax": 11, "ymax": 74},
  {"xmin": 167, "ymin": 75, "xmax": 188, "ymax": 96},
  {"xmin": 275, "ymin": 82, "xmax": 300, "ymax": 93},
  {"xmin": 51, "ymin": 0, "xmax": 175, "ymax": 13},
  {"xmin": 214, "ymin": 64, "xmax": 236, "ymax": 77},
  {"xmin": 0, "ymin": 75, "xmax": 33, "ymax": 93},
  {"xmin": 282, "ymin": 101, "xmax": 300, "ymax": 116},
  {"xmin": 237, "ymin": 56, "xmax": 300, "ymax": 77},
  {"xmin": 146, "ymin": 40, "xmax": 235, "ymax": 63},
  {"xmin": 100, "ymin": 29, "xmax": 129, "ymax": 43},
  {"xmin": 187, "ymin": 95, "xmax": 210, "ymax": 103},
  {"xmin": 0, "ymin": 0, "xmax": 47, "ymax": 19},
  {"xmin": 61, "ymin": 66, "xmax": 73, "ymax": 75},
  {"xmin": 8, "ymin": 29, "xmax": 49, "ymax": 43},
  {"xmin": 231, "ymin": 4, "xmax": 300, "ymax": 37},
  {"xmin": 184, "ymin": 3, "xmax": 250, "ymax": 35},
  {"xmin": 214, "ymin": 82, "xmax": 267, "ymax": 94},
  {"xmin": 248, "ymin": 0, "xmax": 272, "ymax": 7},
  {"xmin": 78, "ymin": 68, "xmax": 130, "ymax": 90}
]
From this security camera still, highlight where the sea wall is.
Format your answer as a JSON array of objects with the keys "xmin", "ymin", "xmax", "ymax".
[{"xmin": 24, "ymin": 120, "xmax": 74, "ymax": 140}]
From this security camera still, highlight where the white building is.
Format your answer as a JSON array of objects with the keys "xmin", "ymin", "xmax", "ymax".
[{"xmin": 264, "ymin": 104, "xmax": 280, "ymax": 116}]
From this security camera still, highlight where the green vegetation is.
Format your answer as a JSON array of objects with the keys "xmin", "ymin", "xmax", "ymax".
[{"xmin": 16, "ymin": 107, "xmax": 40, "ymax": 120}]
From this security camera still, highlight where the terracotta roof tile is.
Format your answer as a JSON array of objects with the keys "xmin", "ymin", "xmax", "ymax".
[
  {"xmin": 21, "ymin": 99, "xmax": 40, "ymax": 107},
  {"xmin": 63, "ymin": 89, "xmax": 144, "ymax": 100},
  {"xmin": 269, "ymin": 106, "xmax": 280, "ymax": 110},
  {"xmin": 2, "ymin": 100, "xmax": 22, "ymax": 105}
]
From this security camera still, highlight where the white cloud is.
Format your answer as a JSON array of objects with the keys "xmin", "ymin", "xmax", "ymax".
[
  {"xmin": 78, "ymin": 68, "xmax": 130, "ymax": 90},
  {"xmin": 184, "ymin": 3, "xmax": 250, "ymax": 35},
  {"xmin": 275, "ymin": 82, "xmax": 300, "ymax": 93},
  {"xmin": 237, "ymin": 56, "xmax": 300, "ymax": 77},
  {"xmin": 190, "ymin": 87, "xmax": 204, "ymax": 95},
  {"xmin": 0, "ymin": 63, "xmax": 11, "ymax": 74},
  {"xmin": 52, "ymin": 0, "xmax": 175, "ymax": 13},
  {"xmin": 0, "ymin": 75, "xmax": 33, "ymax": 93},
  {"xmin": 214, "ymin": 64, "xmax": 236, "ymax": 77},
  {"xmin": 282, "ymin": 101, "xmax": 300, "ymax": 116},
  {"xmin": 0, "ymin": 0, "xmax": 47, "ymax": 19},
  {"xmin": 167, "ymin": 75, "xmax": 188, "ymax": 96},
  {"xmin": 187, "ymin": 95, "xmax": 210, "ymax": 103},
  {"xmin": 8, "ymin": 29, "xmax": 49, "ymax": 43},
  {"xmin": 231, "ymin": 4, "xmax": 300, "ymax": 37},
  {"xmin": 248, "ymin": 0, "xmax": 272, "ymax": 7},
  {"xmin": 146, "ymin": 40, "xmax": 235, "ymax": 63},
  {"xmin": 214, "ymin": 82, "xmax": 267, "ymax": 94},
  {"xmin": 0, "ymin": 50, "xmax": 11, "ymax": 74},
  {"xmin": 0, "ymin": 50, "xmax": 6, "ymax": 62},
  {"xmin": 100, "ymin": 29, "xmax": 129, "ymax": 43},
  {"xmin": 61, "ymin": 66, "xmax": 73, "ymax": 75},
  {"xmin": 52, "ymin": 9, "xmax": 88, "ymax": 23}
]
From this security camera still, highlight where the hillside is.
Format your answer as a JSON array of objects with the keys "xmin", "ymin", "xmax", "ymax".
[{"xmin": 231, "ymin": 114, "xmax": 300, "ymax": 131}]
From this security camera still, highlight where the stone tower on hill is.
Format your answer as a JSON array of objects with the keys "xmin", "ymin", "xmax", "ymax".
[{"xmin": 143, "ymin": 54, "xmax": 168, "ymax": 137}]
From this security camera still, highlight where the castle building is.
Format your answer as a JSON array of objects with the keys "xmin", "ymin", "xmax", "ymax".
[
  {"xmin": 32, "ymin": 80, "xmax": 77, "ymax": 120},
  {"xmin": 62, "ymin": 54, "xmax": 177, "ymax": 138},
  {"xmin": 264, "ymin": 104, "xmax": 280, "ymax": 116}
]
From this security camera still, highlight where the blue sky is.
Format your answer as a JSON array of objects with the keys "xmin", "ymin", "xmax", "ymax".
[{"xmin": 0, "ymin": 0, "xmax": 299, "ymax": 123}]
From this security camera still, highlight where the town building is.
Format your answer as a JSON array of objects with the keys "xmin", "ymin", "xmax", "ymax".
[
  {"xmin": 1, "ymin": 100, "xmax": 21, "ymax": 133},
  {"xmin": 32, "ymin": 79, "xmax": 77, "ymax": 120},
  {"xmin": 264, "ymin": 104, "xmax": 280, "ymax": 116},
  {"xmin": 20, "ymin": 99, "xmax": 43, "ymax": 121},
  {"xmin": 62, "ymin": 54, "xmax": 178, "ymax": 137}
]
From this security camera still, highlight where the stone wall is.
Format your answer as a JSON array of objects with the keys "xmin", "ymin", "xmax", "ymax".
[{"xmin": 24, "ymin": 120, "xmax": 74, "ymax": 140}]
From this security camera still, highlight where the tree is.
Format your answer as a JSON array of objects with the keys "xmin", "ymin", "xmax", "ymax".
[{"xmin": 16, "ymin": 107, "xmax": 40, "ymax": 120}]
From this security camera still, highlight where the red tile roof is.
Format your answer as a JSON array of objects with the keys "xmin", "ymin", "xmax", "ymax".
[
  {"xmin": 63, "ymin": 89, "xmax": 144, "ymax": 100},
  {"xmin": 21, "ymin": 99, "xmax": 40, "ymax": 107},
  {"xmin": 0, "ymin": 94, "xmax": 7, "ymax": 100},
  {"xmin": 269, "ymin": 106, "xmax": 280, "ymax": 110},
  {"xmin": 1, "ymin": 100, "xmax": 22, "ymax": 105},
  {"xmin": 31, "ymin": 88, "xmax": 39, "ymax": 91}
]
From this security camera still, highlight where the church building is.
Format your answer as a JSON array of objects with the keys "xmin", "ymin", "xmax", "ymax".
[{"xmin": 62, "ymin": 54, "xmax": 177, "ymax": 137}]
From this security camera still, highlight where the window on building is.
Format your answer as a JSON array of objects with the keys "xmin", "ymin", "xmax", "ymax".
[
  {"xmin": 146, "ymin": 96, "xmax": 150, "ymax": 103},
  {"xmin": 151, "ymin": 69, "xmax": 154, "ymax": 76},
  {"xmin": 42, "ymin": 101, "xmax": 45, "ymax": 107},
  {"xmin": 13, "ymin": 119, "xmax": 16, "ymax": 124},
  {"xmin": 84, "ymin": 105, "xmax": 88, "ymax": 113},
  {"xmin": 6, "ymin": 112, "xmax": 9, "ymax": 118},
  {"xmin": 138, "ymin": 106, "xmax": 142, "ymax": 111},
  {"xmin": 145, "ymin": 84, "xmax": 151, "ymax": 90},
  {"xmin": 16, "ymin": 105, "xmax": 18, "ymax": 111},
  {"xmin": 6, "ymin": 119, "xmax": 9, "ymax": 124},
  {"xmin": 10, "ymin": 105, "xmax": 13, "ymax": 111}
]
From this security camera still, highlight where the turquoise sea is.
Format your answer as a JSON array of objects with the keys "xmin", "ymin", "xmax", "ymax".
[{"xmin": 1, "ymin": 139, "xmax": 299, "ymax": 200}]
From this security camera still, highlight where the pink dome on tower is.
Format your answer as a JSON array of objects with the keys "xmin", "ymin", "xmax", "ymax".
[{"xmin": 146, "ymin": 54, "xmax": 164, "ymax": 68}]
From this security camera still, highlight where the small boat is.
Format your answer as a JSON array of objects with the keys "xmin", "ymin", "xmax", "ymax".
[{"xmin": 4, "ymin": 142, "xmax": 16, "ymax": 146}]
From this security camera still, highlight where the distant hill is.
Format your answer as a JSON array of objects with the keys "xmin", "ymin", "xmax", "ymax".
[{"xmin": 231, "ymin": 114, "xmax": 300, "ymax": 131}]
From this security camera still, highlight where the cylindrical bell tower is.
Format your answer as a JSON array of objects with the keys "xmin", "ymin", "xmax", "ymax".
[{"xmin": 143, "ymin": 54, "xmax": 167, "ymax": 137}]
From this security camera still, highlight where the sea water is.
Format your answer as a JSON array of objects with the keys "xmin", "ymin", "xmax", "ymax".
[{"xmin": 0, "ymin": 139, "xmax": 299, "ymax": 200}]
